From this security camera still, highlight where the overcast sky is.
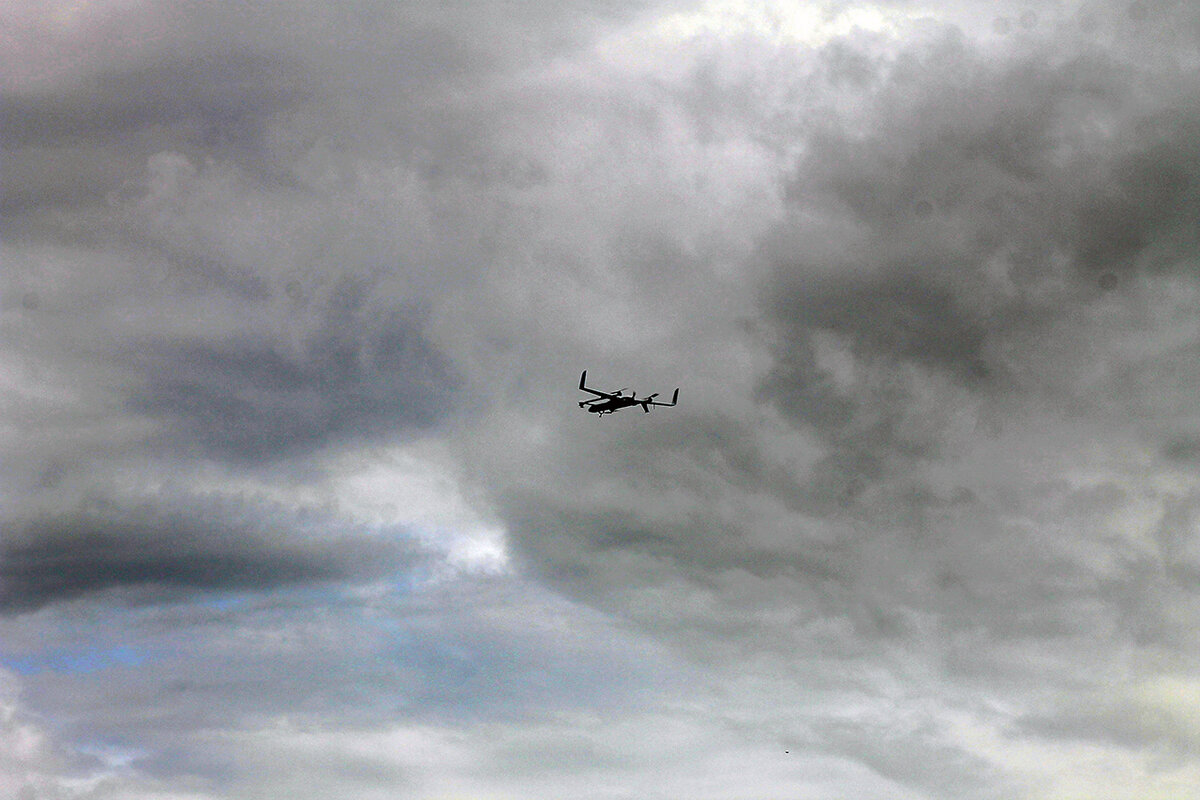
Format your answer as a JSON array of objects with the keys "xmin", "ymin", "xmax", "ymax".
[{"xmin": 3, "ymin": 1, "xmax": 1200, "ymax": 798}]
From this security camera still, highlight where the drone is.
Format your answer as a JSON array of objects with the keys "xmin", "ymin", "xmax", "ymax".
[{"xmin": 577, "ymin": 370, "xmax": 678, "ymax": 416}]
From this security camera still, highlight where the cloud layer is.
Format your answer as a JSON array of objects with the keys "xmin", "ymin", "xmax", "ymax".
[{"xmin": 4, "ymin": 1, "xmax": 1200, "ymax": 798}]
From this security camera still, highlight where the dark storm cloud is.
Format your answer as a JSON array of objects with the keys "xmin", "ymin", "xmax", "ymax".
[
  {"xmin": 1, "ymin": 51, "xmax": 309, "ymax": 216},
  {"xmin": 754, "ymin": 270, "xmax": 995, "ymax": 508},
  {"xmin": 493, "ymin": 416, "xmax": 856, "ymax": 607},
  {"xmin": 126, "ymin": 289, "xmax": 459, "ymax": 463},
  {"xmin": 765, "ymin": 274, "xmax": 989, "ymax": 380},
  {"xmin": 0, "ymin": 495, "xmax": 424, "ymax": 613},
  {"xmin": 2, "ymin": 52, "xmax": 305, "ymax": 149},
  {"xmin": 1072, "ymin": 126, "xmax": 1200, "ymax": 279},
  {"xmin": 755, "ymin": 334, "xmax": 954, "ymax": 511},
  {"xmin": 752, "ymin": 28, "xmax": 1200, "ymax": 511},
  {"xmin": 1163, "ymin": 437, "xmax": 1200, "ymax": 463},
  {"xmin": 770, "ymin": 38, "xmax": 1200, "ymax": 297}
]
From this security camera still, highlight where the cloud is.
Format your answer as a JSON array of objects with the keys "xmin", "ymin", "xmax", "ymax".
[
  {"xmin": 0, "ymin": 493, "xmax": 426, "ymax": 613},
  {"xmin": 1, "ymin": 48, "xmax": 310, "ymax": 220},
  {"xmin": 0, "ymin": 574, "xmax": 689, "ymax": 798},
  {"xmin": 125, "ymin": 299, "xmax": 458, "ymax": 463},
  {"xmin": 0, "ymin": 666, "xmax": 135, "ymax": 800},
  {"xmin": 4, "ymin": 1, "xmax": 1200, "ymax": 798},
  {"xmin": 749, "ymin": 20, "xmax": 1200, "ymax": 505},
  {"xmin": 2, "ymin": 51, "xmax": 307, "ymax": 151}
]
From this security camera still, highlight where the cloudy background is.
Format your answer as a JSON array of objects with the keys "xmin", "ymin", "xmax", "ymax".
[{"xmin": 3, "ymin": 0, "xmax": 1200, "ymax": 797}]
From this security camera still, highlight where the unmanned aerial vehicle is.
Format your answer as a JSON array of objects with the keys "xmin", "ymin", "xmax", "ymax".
[{"xmin": 578, "ymin": 370, "xmax": 678, "ymax": 416}]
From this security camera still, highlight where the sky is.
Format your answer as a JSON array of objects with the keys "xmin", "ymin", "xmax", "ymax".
[{"xmin": 3, "ymin": 0, "xmax": 1200, "ymax": 797}]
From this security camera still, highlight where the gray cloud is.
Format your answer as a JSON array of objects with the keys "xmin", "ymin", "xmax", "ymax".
[
  {"xmin": 125, "ymin": 300, "xmax": 459, "ymax": 463},
  {"xmin": 769, "ymin": 277, "xmax": 988, "ymax": 378},
  {"xmin": 0, "ymin": 574, "xmax": 685, "ymax": 797},
  {"xmin": 750, "ymin": 27, "xmax": 1200, "ymax": 513},
  {"xmin": 1072, "ymin": 126, "xmax": 1200, "ymax": 279},
  {"xmin": 2, "ymin": 52, "xmax": 306, "ymax": 151},
  {"xmin": 2, "ymin": 52, "xmax": 310, "ymax": 220},
  {"xmin": 5, "ymin": 1, "xmax": 1200, "ymax": 798},
  {"xmin": 1, "ymin": 494, "xmax": 425, "ymax": 613}
]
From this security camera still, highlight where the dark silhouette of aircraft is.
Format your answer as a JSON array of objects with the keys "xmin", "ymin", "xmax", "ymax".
[{"xmin": 578, "ymin": 370, "xmax": 678, "ymax": 416}]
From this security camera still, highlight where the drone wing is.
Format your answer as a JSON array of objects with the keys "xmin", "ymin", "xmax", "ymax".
[
  {"xmin": 578, "ymin": 370, "xmax": 619, "ymax": 399},
  {"xmin": 644, "ymin": 387, "xmax": 679, "ymax": 407}
]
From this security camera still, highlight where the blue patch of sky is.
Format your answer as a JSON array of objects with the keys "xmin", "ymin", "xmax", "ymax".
[
  {"xmin": 75, "ymin": 741, "xmax": 147, "ymax": 769},
  {"xmin": 0, "ymin": 576, "xmax": 414, "ymax": 679},
  {"xmin": 357, "ymin": 584, "xmax": 689, "ymax": 722},
  {"xmin": 192, "ymin": 592, "xmax": 248, "ymax": 611},
  {"xmin": 2, "ymin": 644, "xmax": 147, "ymax": 676}
]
